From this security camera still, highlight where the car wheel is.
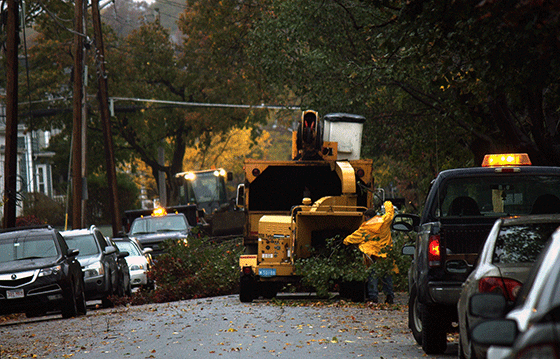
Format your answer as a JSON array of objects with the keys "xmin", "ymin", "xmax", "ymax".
[
  {"xmin": 408, "ymin": 287, "xmax": 422, "ymax": 345},
  {"xmin": 421, "ymin": 305, "xmax": 448, "ymax": 354},
  {"xmin": 126, "ymin": 276, "xmax": 132, "ymax": 297},
  {"xmin": 102, "ymin": 278, "xmax": 114, "ymax": 308},
  {"xmin": 102, "ymin": 296, "xmax": 114, "ymax": 308},
  {"xmin": 62, "ymin": 282, "xmax": 79, "ymax": 319},
  {"xmin": 117, "ymin": 275, "xmax": 125, "ymax": 297},
  {"xmin": 77, "ymin": 279, "xmax": 87, "ymax": 316}
]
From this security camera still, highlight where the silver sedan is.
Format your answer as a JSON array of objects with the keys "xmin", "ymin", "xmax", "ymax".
[{"xmin": 457, "ymin": 214, "xmax": 560, "ymax": 359}]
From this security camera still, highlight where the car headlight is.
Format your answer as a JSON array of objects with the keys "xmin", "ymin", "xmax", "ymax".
[
  {"xmin": 130, "ymin": 264, "xmax": 144, "ymax": 271},
  {"xmin": 39, "ymin": 265, "xmax": 62, "ymax": 277},
  {"xmin": 84, "ymin": 261, "xmax": 104, "ymax": 278}
]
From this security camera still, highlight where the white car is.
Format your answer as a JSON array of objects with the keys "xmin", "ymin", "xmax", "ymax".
[
  {"xmin": 457, "ymin": 215, "xmax": 560, "ymax": 359},
  {"xmin": 113, "ymin": 237, "xmax": 153, "ymax": 289}
]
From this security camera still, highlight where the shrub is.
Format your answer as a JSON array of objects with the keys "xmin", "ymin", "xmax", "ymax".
[
  {"xmin": 295, "ymin": 237, "xmax": 371, "ymax": 298},
  {"xmin": 294, "ymin": 231, "xmax": 412, "ymax": 297},
  {"xmin": 138, "ymin": 235, "xmax": 244, "ymax": 303},
  {"xmin": 16, "ymin": 215, "xmax": 46, "ymax": 227},
  {"xmin": 22, "ymin": 192, "xmax": 65, "ymax": 226}
]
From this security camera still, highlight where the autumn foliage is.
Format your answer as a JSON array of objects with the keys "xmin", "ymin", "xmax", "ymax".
[{"xmin": 295, "ymin": 233, "xmax": 411, "ymax": 298}]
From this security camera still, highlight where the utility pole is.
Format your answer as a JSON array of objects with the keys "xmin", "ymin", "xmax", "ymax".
[
  {"xmin": 71, "ymin": 0, "xmax": 84, "ymax": 230},
  {"xmin": 3, "ymin": 0, "xmax": 20, "ymax": 228},
  {"xmin": 81, "ymin": 7, "xmax": 88, "ymax": 229},
  {"xmin": 92, "ymin": 0, "xmax": 122, "ymax": 237}
]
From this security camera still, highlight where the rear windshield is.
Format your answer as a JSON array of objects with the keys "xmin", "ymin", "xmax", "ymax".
[
  {"xmin": 0, "ymin": 235, "xmax": 59, "ymax": 263},
  {"xmin": 493, "ymin": 223, "xmax": 559, "ymax": 264},
  {"xmin": 434, "ymin": 175, "xmax": 560, "ymax": 218}
]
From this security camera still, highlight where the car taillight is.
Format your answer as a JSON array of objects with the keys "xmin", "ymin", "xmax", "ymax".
[
  {"xmin": 479, "ymin": 277, "xmax": 523, "ymax": 301},
  {"xmin": 428, "ymin": 235, "xmax": 441, "ymax": 267},
  {"xmin": 516, "ymin": 343, "xmax": 559, "ymax": 359},
  {"xmin": 243, "ymin": 266, "xmax": 253, "ymax": 275}
]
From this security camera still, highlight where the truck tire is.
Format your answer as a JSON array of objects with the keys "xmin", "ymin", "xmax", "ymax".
[
  {"xmin": 260, "ymin": 282, "xmax": 278, "ymax": 299},
  {"xmin": 239, "ymin": 276, "xmax": 255, "ymax": 303},
  {"xmin": 340, "ymin": 281, "xmax": 366, "ymax": 302},
  {"xmin": 421, "ymin": 305, "xmax": 448, "ymax": 354},
  {"xmin": 408, "ymin": 287, "xmax": 422, "ymax": 345}
]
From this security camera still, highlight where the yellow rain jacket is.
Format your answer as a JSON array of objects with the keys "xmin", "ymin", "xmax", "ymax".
[{"xmin": 343, "ymin": 201, "xmax": 395, "ymax": 259}]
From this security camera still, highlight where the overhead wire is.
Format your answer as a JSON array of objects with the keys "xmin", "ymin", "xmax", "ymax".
[{"xmin": 35, "ymin": 0, "xmax": 89, "ymax": 39}]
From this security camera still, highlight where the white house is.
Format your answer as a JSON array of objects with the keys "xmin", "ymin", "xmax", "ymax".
[{"xmin": 0, "ymin": 96, "xmax": 55, "ymax": 218}]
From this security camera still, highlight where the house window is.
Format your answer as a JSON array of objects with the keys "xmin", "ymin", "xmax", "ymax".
[{"xmin": 36, "ymin": 165, "xmax": 48, "ymax": 195}]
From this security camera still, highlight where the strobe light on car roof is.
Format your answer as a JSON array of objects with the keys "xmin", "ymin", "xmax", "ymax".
[
  {"xmin": 152, "ymin": 207, "xmax": 167, "ymax": 216},
  {"xmin": 481, "ymin": 153, "xmax": 532, "ymax": 167}
]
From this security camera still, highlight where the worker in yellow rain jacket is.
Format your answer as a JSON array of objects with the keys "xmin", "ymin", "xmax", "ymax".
[{"xmin": 344, "ymin": 201, "xmax": 395, "ymax": 304}]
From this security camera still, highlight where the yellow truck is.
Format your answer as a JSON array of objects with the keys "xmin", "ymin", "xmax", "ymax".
[{"xmin": 237, "ymin": 111, "xmax": 374, "ymax": 302}]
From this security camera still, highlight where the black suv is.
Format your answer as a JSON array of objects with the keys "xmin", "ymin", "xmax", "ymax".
[
  {"xmin": 0, "ymin": 225, "xmax": 87, "ymax": 319},
  {"xmin": 62, "ymin": 226, "xmax": 130, "ymax": 307}
]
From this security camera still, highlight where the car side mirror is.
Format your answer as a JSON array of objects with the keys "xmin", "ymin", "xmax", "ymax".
[
  {"xmin": 471, "ymin": 319, "xmax": 518, "ymax": 347},
  {"xmin": 402, "ymin": 244, "xmax": 415, "ymax": 256},
  {"xmin": 67, "ymin": 248, "xmax": 80, "ymax": 257},
  {"xmin": 104, "ymin": 246, "xmax": 117, "ymax": 255},
  {"xmin": 118, "ymin": 251, "xmax": 129, "ymax": 258},
  {"xmin": 391, "ymin": 214, "xmax": 420, "ymax": 232},
  {"xmin": 143, "ymin": 247, "xmax": 153, "ymax": 254},
  {"xmin": 469, "ymin": 293, "xmax": 507, "ymax": 319}
]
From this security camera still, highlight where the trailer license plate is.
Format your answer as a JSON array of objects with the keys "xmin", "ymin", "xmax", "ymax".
[
  {"xmin": 7, "ymin": 288, "xmax": 24, "ymax": 299},
  {"xmin": 259, "ymin": 268, "xmax": 276, "ymax": 277}
]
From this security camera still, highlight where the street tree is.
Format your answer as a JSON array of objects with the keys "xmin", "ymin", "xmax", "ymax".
[
  {"xmin": 247, "ymin": 0, "xmax": 560, "ymax": 206},
  {"xmin": 108, "ymin": 5, "xmax": 272, "ymax": 204}
]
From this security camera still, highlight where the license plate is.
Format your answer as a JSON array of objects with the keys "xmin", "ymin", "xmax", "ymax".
[
  {"xmin": 259, "ymin": 268, "xmax": 276, "ymax": 277},
  {"xmin": 7, "ymin": 288, "xmax": 24, "ymax": 299}
]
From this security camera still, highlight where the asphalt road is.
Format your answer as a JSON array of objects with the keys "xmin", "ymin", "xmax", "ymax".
[{"xmin": 0, "ymin": 292, "xmax": 458, "ymax": 358}]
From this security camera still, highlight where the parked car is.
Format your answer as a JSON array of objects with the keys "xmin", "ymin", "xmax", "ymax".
[
  {"xmin": 126, "ymin": 207, "xmax": 192, "ymax": 256},
  {"xmin": 470, "ymin": 226, "xmax": 560, "ymax": 359},
  {"xmin": 457, "ymin": 215, "xmax": 560, "ymax": 359},
  {"xmin": 61, "ymin": 226, "xmax": 131, "ymax": 307},
  {"xmin": 0, "ymin": 225, "xmax": 86, "ymax": 319},
  {"xmin": 112, "ymin": 237, "xmax": 153, "ymax": 289}
]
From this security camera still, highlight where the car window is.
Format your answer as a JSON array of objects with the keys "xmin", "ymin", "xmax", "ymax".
[
  {"xmin": 514, "ymin": 239, "xmax": 553, "ymax": 308},
  {"xmin": 115, "ymin": 241, "xmax": 141, "ymax": 256},
  {"xmin": 493, "ymin": 223, "xmax": 559, "ymax": 264},
  {"xmin": 130, "ymin": 215, "xmax": 188, "ymax": 235},
  {"xmin": 435, "ymin": 175, "xmax": 560, "ymax": 218},
  {"xmin": 63, "ymin": 234, "xmax": 101, "ymax": 257},
  {"xmin": 0, "ymin": 235, "xmax": 59, "ymax": 263}
]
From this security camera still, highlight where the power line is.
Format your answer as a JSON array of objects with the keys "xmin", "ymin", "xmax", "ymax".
[{"xmin": 109, "ymin": 97, "xmax": 300, "ymax": 115}]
